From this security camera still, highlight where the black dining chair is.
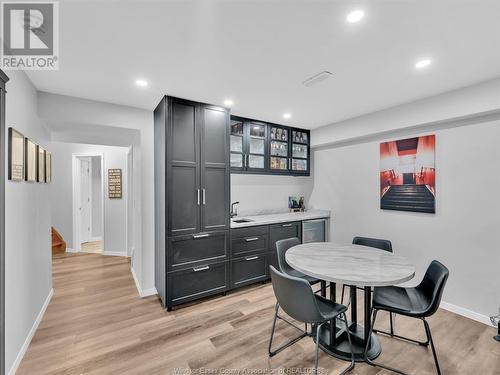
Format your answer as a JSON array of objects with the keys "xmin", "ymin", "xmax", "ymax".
[
  {"xmin": 276, "ymin": 237, "xmax": 321, "ymax": 286},
  {"xmin": 276, "ymin": 237, "xmax": 322, "ymax": 334},
  {"xmin": 364, "ymin": 260, "xmax": 449, "ymax": 375},
  {"xmin": 341, "ymin": 236, "xmax": 395, "ymax": 334},
  {"xmin": 268, "ymin": 266, "xmax": 355, "ymax": 374}
]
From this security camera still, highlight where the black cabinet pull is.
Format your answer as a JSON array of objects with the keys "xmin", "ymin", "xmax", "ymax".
[
  {"xmin": 193, "ymin": 233, "xmax": 209, "ymax": 239},
  {"xmin": 282, "ymin": 224, "xmax": 292, "ymax": 227},
  {"xmin": 245, "ymin": 237, "xmax": 259, "ymax": 242},
  {"xmin": 245, "ymin": 256, "xmax": 259, "ymax": 261}
]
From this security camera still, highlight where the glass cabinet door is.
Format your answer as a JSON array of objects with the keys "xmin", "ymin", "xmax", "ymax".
[
  {"xmin": 247, "ymin": 122, "xmax": 266, "ymax": 170},
  {"xmin": 291, "ymin": 130, "xmax": 309, "ymax": 173},
  {"xmin": 230, "ymin": 119, "xmax": 244, "ymax": 169},
  {"xmin": 269, "ymin": 126, "xmax": 289, "ymax": 172}
]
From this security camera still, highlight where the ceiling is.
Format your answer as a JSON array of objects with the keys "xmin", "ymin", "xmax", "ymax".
[{"xmin": 27, "ymin": 0, "xmax": 500, "ymax": 129}]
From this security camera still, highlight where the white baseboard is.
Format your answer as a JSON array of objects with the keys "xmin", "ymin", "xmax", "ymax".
[
  {"xmin": 131, "ymin": 266, "xmax": 157, "ymax": 298},
  {"xmin": 90, "ymin": 236, "xmax": 102, "ymax": 242},
  {"xmin": 9, "ymin": 288, "xmax": 54, "ymax": 375},
  {"xmin": 102, "ymin": 251, "xmax": 128, "ymax": 257},
  {"xmin": 65, "ymin": 248, "xmax": 77, "ymax": 253},
  {"xmin": 440, "ymin": 301, "xmax": 491, "ymax": 326}
]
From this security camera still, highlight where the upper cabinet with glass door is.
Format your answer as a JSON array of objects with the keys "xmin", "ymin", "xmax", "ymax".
[
  {"xmin": 291, "ymin": 129, "xmax": 309, "ymax": 174},
  {"xmin": 269, "ymin": 125, "xmax": 289, "ymax": 173},
  {"xmin": 230, "ymin": 117, "xmax": 268, "ymax": 173},
  {"xmin": 230, "ymin": 115, "xmax": 310, "ymax": 176}
]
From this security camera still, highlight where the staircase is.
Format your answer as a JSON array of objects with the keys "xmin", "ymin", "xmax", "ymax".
[
  {"xmin": 381, "ymin": 184, "xmax": 435, "ymax": 213},
  {"xmin": 52, "ymin": 227, "xmax": 66, "ymax": 254}
]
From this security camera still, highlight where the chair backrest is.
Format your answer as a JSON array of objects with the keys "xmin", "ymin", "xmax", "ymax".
[
  {"xmin": 417, "ymin": 260, "xmax": 449, "ymax": 317},
  {"xmin": 269, "ymin": 266, "xmax": 324, "ymax": 323},
  {"xmin": 352, "ymin": 236, "xmax": 393, "ymax": 253},
  {"xmin": 276, "ymin": 237, "xmax": 301, "ymax": 275}
]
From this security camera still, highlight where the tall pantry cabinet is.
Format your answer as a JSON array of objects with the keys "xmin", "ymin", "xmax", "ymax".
[{"xmin": 154, "ymin": 96, "xmax": 230, "ymax": 310}]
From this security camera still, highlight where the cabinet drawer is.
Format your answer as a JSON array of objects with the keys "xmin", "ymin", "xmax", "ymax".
[
  {"xmin": 168, "ymin": 231, "xmax": 228, "ymax": 271},
  {"xmin": 231, "ymin": 225, "xmax": 269, "ymax": 238},
  {"xmin": 168, "ymin": 261, "xmax": 228, "ymax": 305},
  {"xmin": 231, "ymin": 233, "xmax": 269, "ymax": 257},
  {"xmin": 269, "ymin": 221, "xmax": 302, "ymax": 251},
  {"xmin": 231, "ymin": 255, "xmax": 267, "ymax": 288}
]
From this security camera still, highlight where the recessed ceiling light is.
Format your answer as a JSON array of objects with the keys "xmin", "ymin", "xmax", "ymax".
[
  {"xmin": 415, "ymin": 59, "xmax": 432, "ymax": 69},
  {"xmin": 224, "ymin": 99, "xmax": 233, "ymax": 106},
  {"xmin": 283, "ymin": 113, "xmax": 292, "ymax": 119},
  {"xmin": 135, "ymin": 79, "xmax": 148, "ymax": 87},
  {"xmin": 346, "ymin": 10, "xmax": 364, "ymax": 23}
]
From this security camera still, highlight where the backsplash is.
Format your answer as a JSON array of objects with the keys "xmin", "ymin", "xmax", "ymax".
[{"xmin": 231, "ymin": 173, "xmax": 314, "ymax": 216}]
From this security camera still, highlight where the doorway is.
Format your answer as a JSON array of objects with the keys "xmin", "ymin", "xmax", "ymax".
[
  {"xmin": 403, "ymin": 173, "xmax": 415, "ymax": 185},
  {"xmin": 73, "ymin": 154, "xmax": 104, "ymax": 253}
]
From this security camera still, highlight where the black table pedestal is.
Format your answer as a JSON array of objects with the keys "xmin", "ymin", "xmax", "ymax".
[
  {"xmin": 313, "ymin": 284, "xmax": 381, "ymax": 362},
  {"xmin": 314, "ymin": 321, "xmax": 381, "ymax": 362}
]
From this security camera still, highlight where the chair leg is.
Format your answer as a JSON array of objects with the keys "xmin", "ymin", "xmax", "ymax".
[
  {"xmin": 314, "ymin": 322, "xmax": 324, "ymax": 375},
  {"xmin": 423, "ymin": 319, "xmax": 442, "ymax": 375},
  {"xmin": 364, "ymin": 309, "xmax": 409, "ymax": 375},
  {"xmin": 341, "ymin": 284, "xmax": 345, "ymax": 304},
  {"xmin": 374, "ymin": 313, "xmax": 429, "ymax": 346},
  {"xmin": 268, "ymin": 302, "xmax": 308, "ymax": 357},
  {"xmin": 389, "ymin": 312, "xmax": 394, "ymax": 336},
  {"xmin": 339, "ymin": 312, "xmax": 355, "ymax": 374}
]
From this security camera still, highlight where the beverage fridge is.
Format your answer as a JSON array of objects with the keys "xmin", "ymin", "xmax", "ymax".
[{"xmin": 302, "ymin": 219, "xmax": 328, "ymax": 243}]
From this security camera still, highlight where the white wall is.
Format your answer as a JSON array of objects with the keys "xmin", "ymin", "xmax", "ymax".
[
  {"xmin": 90, "ymin": 156, "xmax": 102, "ymax": 239},
  {"xmin": 4, "ymin": 71, "xmax": 52, "ymax": 374},
  {"xmin": 309, "ymin": 79, "xmax": 500, "ymax": 322},
  {"xmin": 50, "ymin": 142, "xmax": 128, "ymax": 255},
  {"xmin": 38, "ymin": 92, "xmax": 154, "ymax": 294},
  {"xmin": 231, "ymin": 174, "xmax": 313, "ymax": 214}
]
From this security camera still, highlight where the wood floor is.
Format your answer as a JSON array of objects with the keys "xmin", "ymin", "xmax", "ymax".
[
  {"xmin": 17, "ymin": 253, "xmax": 499, "ymax": 375},
  {"xmin": 81, "ymin": 241, "xmax": 103, "ymax": 254}
]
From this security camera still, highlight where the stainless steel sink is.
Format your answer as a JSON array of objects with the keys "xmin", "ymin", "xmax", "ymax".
[{"xmin": 232, "ymin": 218, "xmax": 253, "ymax": 223}]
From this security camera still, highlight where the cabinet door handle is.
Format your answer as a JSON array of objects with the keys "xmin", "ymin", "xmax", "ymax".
[
  {"xmin": 197, "ymin": 189, "xmax": 200, "ymax": 205},
  {"xmin": 245, "ymin": 237, "xmax": 259, "ymax": 242},
  {"xmin": 202, "ymin": 188, "xmax": 206, "ymax": 205},
  {"xmin": 282, "ymin": 224, "xmax": 292, "ymax": 227},
  {"xmin": 193, "ymin": 233, "xmax": 209, "ymax": 239},
  {"xmin": 245, "ymin": 256, "xmax": 259, "ymax": 261},
  {"xmin": 246, "ymin": 154, "xmax": 249, "ymax": 168},
  {"xmin": 193, "ymin": 265, "xmax": 209, "ymax": 272}
]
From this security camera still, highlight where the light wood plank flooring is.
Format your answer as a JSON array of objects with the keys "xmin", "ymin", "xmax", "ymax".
[
  {"xmin": 17, "ymin": 253, "xmax": 499, "ymax": 374},
  {"xmin": 81, "ymin": 241, "xmax": 103, "ymax": 254}
]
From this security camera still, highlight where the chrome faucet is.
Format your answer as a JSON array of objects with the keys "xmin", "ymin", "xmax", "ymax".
[{"xmin": 230, "ymin": 201, "xmax": 239, "ymax": 218}]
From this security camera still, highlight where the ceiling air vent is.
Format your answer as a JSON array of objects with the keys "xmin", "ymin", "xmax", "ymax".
[{"xmin": 302, "ymin": 71, "xmax": 333, "ymax": 87}]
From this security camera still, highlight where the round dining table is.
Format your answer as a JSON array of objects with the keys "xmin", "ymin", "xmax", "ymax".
[{"xmin": 286, "ymin": 242, "xmax": 415, "ymax": 362}]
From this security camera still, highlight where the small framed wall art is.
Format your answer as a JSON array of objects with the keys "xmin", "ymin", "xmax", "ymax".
[
  {"xmin": 8, "ymin": 127, "xmax": 24, "ymax": 181},
  {"xmin": 25, "ymin": 138, "xmax": 37, "ymax": 182},
  {"xmin": 108, "ymin": 168, "xmax": 122, "ymax": 198},
  {"xmin": 45, "ymin": 151, "xmax": 52, "ymax": 183},
  {"xmin": 37, "ymin": 146, "xmax": 45, "ymax": 183}
]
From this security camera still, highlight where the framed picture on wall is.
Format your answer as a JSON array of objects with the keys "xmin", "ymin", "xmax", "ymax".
[
  {"xmin": 25, "ymin": 138, "xmax": 37, "ymax": 182},
  {"xmin": 380, "ymin": 134, "xmax": 436, "ymax": 214},
  {"xmin": 45, "ymin": 151, "xmax": 52, "ymax": 183},
  {"xmin": 37, "ymin": 146, "xmax": 45, "ymax": 183},
  {"xmin": 8, "ymin": 127, "xmax": 24, "ymax": 181}
]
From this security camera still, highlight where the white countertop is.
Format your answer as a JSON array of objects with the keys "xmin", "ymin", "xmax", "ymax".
[{"xmin": 230, "ymin": 209, "xmax": 330, "ymax": 229}]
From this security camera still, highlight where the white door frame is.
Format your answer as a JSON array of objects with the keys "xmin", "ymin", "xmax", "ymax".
[
  {"xmin": 79, "ymin": 157, "xmax": 92, "ymax": 244},
  {"xmin": 72, "ymin": 153, "xmax": 105, "ymax": 252}
]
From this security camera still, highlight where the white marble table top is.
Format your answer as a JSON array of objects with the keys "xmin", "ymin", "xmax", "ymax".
[{"xmin": 286, "ymin": 243, "xmax": 415, "ymax": 287}]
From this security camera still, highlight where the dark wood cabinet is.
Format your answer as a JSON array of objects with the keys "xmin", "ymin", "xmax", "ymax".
[
  {"xmin": 230, "ymin": 115, "xmax": 310, "ymax": 176},
  {"xmin": 155, "ymin": 96, "xmax": 230, "ymax": 310}
]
